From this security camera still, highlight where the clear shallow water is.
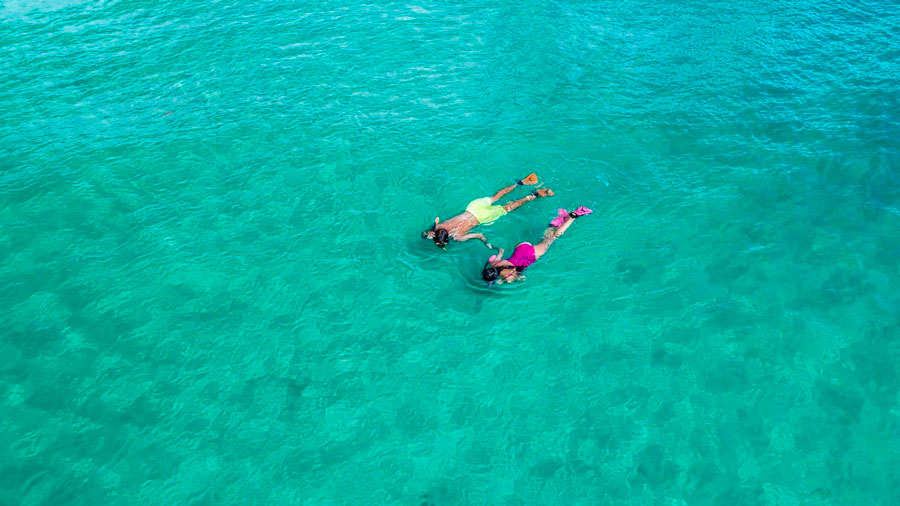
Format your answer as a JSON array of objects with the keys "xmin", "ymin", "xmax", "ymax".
[{"xmin": 2, "ymin": 0, "xmax": 899, "ymax": 504}]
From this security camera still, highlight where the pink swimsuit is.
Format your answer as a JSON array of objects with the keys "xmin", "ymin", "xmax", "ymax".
[{"xmin": 507, "ymin": 243, "xmax": 536, "ymax": 270}]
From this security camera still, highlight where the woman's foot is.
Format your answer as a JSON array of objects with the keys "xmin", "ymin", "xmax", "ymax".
[{"xmin": 531, "ymin": 188, "xmax": 554, "ymax": 198}]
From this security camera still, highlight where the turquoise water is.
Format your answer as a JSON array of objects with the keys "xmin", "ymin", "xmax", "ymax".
[{"xmin": 2, "ymin": 0, "xmax": 899, "ymax": 504}]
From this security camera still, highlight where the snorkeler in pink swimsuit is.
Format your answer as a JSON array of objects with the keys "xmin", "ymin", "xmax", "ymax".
[{"xmin": 481, "ymin": 206, "xmax": 592, "ymax": 284}]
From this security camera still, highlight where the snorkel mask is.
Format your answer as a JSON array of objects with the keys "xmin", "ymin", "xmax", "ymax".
[
  {"xmin": 482, "ymin": 255, "xmax": 500, "ymax": 287},
  {"xmin": 430, "ymin": 218, "xmax": 449, "ymax": 248}
]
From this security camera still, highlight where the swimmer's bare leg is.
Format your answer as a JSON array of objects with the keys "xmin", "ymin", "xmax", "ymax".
[
  {"xmin": 490, "ymin": 183, "xmax": 518, "ymax": 203},
  {"xmin": 502, "ymin": 188, "xmax": 555, "ymax": 213},
  {"xmin": 533, "ymin": 214, "xmax": 575, "ymax": 259},
  {"xmin": 489, "ymin": 173, "xmax": 540, "ymax": 202}
]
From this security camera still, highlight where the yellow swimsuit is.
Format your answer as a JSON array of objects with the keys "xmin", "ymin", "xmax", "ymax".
[{"xmin": 465, "ymin": 197, "xmax": 507, "ymax": 224}]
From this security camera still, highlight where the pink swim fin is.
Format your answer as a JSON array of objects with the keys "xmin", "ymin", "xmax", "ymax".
[
  {"xmin": 550, "ymin": 208, "xmax": 569, "ymax": 227},
  {"xmin": 572, "ymin": 206, "xmax": 593, "ymax": 217},
  {"xmin": 550, "ymin": 206, "xmax": 593, "ymax": 227}
]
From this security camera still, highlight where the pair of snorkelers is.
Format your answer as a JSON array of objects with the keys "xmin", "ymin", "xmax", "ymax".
[{"xmin": 422, "ymin": 173, "xmax": 592, "ymax": 284}]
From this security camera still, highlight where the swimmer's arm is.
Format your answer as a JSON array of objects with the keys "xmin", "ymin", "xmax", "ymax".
[{"xmin": 457, "ymin": 233, "xmax": 492, "ymax": 248}]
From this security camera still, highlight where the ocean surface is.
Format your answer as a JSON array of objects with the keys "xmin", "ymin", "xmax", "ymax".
[{"xmin": 2, "ymin": 1, "xmax": 899, "ymax": 504}]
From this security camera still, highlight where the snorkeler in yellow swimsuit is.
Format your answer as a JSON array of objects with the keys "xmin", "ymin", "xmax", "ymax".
[{"xmin": 422, "ymin": 173, "xmax": 554, "ymax": 248}]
